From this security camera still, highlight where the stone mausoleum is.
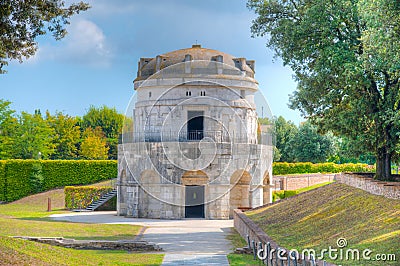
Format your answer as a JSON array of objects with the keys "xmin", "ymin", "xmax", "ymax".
[{"xmin": 117, "ymin": 45, "xmax": 273, "ymax": 219}]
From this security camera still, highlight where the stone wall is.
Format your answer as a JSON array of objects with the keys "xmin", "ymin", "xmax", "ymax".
[
  {"xmin": 233, "ymin": 209, "xmax": 335, "ymax": 266},
  {"xmin": 118, "ymin": 141, "xmax": 272, "ymax": 219},
  {"xmin": 335, "ymin": 173, "xmax": 400, "ymax": 200},
  {"xmin": 273, "ymin": 173, "xmax": 335, "ymax": 191},
  {"xmin": 234, "ymin": 209, "xmax": 279, "ymax": 249}
]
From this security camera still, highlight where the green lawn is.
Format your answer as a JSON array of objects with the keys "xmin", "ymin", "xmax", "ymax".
[
  {"xmin": 0, "ymin": 184, "xmax": 164, "ymax": 265},
  {"xmin": 0, "ymin": 236, "xmax": 163, "ymax": 266},
  {"xmin": 226, "ymin": 228, "xmax": 259, "ymax": 266},
  {"xmin": 247, "ymin": 183, "xmax": 400, "ymax": 266}
]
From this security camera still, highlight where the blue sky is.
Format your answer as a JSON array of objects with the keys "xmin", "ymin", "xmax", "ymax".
[{"xmin": 0, "ymin": 0, "xmax": 302, "ymax": 124}]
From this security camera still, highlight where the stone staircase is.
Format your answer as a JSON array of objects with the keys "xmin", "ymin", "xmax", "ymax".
[{"xmin": 85, "ymin": 189, "xmax": 117, "ymax": 211}]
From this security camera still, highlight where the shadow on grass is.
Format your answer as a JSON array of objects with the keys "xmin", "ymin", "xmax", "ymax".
[
  {"xmin": 64, "ymin": 234, "xmax": 138, "ymax": 241},
  {"xmin": 17, "ymin": 217, "xmax": 75, "ymax": 222}
]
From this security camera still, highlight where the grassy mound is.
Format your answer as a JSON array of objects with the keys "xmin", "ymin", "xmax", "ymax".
[
  {"xmin": 0, "ymin": 182, "xmax": 164, "ymax": 265},
  {"xmin": 246, "ymin": 183, "xmax": 400, "ymax": 265}
]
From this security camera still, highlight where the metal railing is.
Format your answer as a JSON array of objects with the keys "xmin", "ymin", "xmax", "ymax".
[{"xmin": 119, "ymin": 131, "xmax": 272, "ymax": 145}]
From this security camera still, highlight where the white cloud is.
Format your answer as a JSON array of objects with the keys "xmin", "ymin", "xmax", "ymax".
[
  {"xmin": 38, "ymin": 19, "xmax": 112, "ymax": 67},
  {"xmin": 67, "ymin": 19, "xmax": 109, "ymax": 56}
]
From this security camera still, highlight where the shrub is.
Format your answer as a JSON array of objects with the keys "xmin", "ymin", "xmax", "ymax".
[
  {"xmin": 272, "ymin": 190, "xmax": 298, "ymax": 202},
  {"xmin": 65, "ymin": 186, "xmax": 113, "ymax": 209},
  {"xmin": 272, "ymin": 190, "xmax": 285, "ymax": 202},
  {"xmin": 273, "ymin": 162, "xmax": 374, "ymax": 175},
  {"xmin": 284, "ymin": 190, "xmax": 298, "ymax": 198}
]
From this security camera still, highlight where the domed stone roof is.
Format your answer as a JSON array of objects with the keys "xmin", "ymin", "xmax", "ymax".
[{"xmin": 135, "ymin": 45, "xmax": 255, "ymax": 81}]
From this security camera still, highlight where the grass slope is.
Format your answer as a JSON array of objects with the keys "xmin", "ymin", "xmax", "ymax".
[
  {"xmin": 0, "ymin": 182, "xmax": 164, "ymax": 265},
  {"xmin": 0, "ymin": 188, "xmax": 66, "ymax": 218},
  {"xmin": 247, "ymin": 183, "xmax": 400, "ymax": 265}
]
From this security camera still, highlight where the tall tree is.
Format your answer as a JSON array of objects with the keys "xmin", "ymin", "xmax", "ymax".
[
  {"xmin": 274, "ymin": 116, "xmax": 298, "ymax": 162},
  {"xmin": 290, "ymin": 122, "xmax": 334, "ymax": 163},
  {"xmin": 0, "ymin": 0, "xmax": 89, "ymax": 73},
  {"xmin": 80, "ymin": 126, "xmax": 109, "ymax": 160},
  {"xmin": 82, "ymin": 105, "xmax": 124, "ymax": 159},
  {"xmin": 46, "ymin": 111, "xmax": 80, "ymax": 159},
  {"xmin": 330, "ymin": 136, "xmax": 376, "ymax": 164},
  {"xmin": 248, "ymin": 0, "xmax": 400, "ymax": 180},
  {"xmin": 13, "ymin": 112, "xmax": 55, "ymax": 159}
]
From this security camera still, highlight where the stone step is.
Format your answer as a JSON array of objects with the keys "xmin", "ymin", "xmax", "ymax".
[{"xmin": 84, "ymin": 189, "xmax": 117, "ymax": 211}]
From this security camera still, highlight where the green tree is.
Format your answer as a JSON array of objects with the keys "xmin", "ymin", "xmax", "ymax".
[
  {"xmin": 80, "ymin": 126, "xmax": 109, "ymax": 160},
  {"xmin": 290, "ymin": 122, "xmax": 334, "ymax": 163},
  {"xmin": 0, "ymin": 99, "xmax": 18, "ymax": 159},
  {"xmin": 274, "ymin": 116, "xmax": 298, "ymax": 162},
  {"xmin": 248, "ymin": 0, "xmax": 400, "ymax": 180},
  {"xmin": 46, "ymin": 111, "xmax": 80, "ymax": 159},
  {"xmin": 82, "ymin": 105, "xmax": 124, "ymax": 159},
  {"xmin": 273, "ymin": 146, "xmax": 282, "ymax": 162},
  {"xmin": 0, "ymin": 0, "xmax": 89, "ymax": 73},
  {"xmin": 329, "ymin": 136, "xmax": 376, "ymax": 164},
  {"xmin": 13, "ymin": 112, "xmax": 55, "ymax": 159}
]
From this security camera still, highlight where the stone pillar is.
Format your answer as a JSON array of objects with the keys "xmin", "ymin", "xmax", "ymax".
[{"xmin": 184, "ymin": 54, "xmax": 192, "ymax": 74}]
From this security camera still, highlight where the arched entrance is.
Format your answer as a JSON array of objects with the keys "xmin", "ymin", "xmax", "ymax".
[
  {"xmin": 229, "ymin": 170, "xmax": 251, "ymax": 218},
  {"xmin": 182, "ymin": 170, "xmax": 208, "ymax": 218}
]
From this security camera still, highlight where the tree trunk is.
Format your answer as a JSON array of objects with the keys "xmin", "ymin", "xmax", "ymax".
[{"xmin": 375, "ymin": 147, "xmax": 393, "ymax": 181}]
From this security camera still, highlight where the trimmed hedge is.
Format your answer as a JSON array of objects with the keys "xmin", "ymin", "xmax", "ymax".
[
  {"xmin": 273, "ymin": 162, "xmax": 374, "ymax": 175},
  {"xmin": 4, "ymin": 160, "xmax": 34, "ymax": 202},
  {"xmin": 41, "ymin": 160, "xmax": 117, "ymax": 190},
  {"xmin": 0, "ymin": 160, "xmax": 117, "ymax": 202},
  {"xmin": 65, "ymin": 186, "xmax": 113, "ymax": 209},
  {"xmin": 0, "ymin": 161, "xmax": 6, "ymax": 202}
]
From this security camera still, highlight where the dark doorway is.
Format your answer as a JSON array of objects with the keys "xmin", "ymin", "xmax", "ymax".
[
  {"xmin": 185, "ymin": 185, "xmax": 205, "ymax": 218},
  {"xmin": 187, "ymin": 111, "xmax": 204, "ymax": 140}
]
